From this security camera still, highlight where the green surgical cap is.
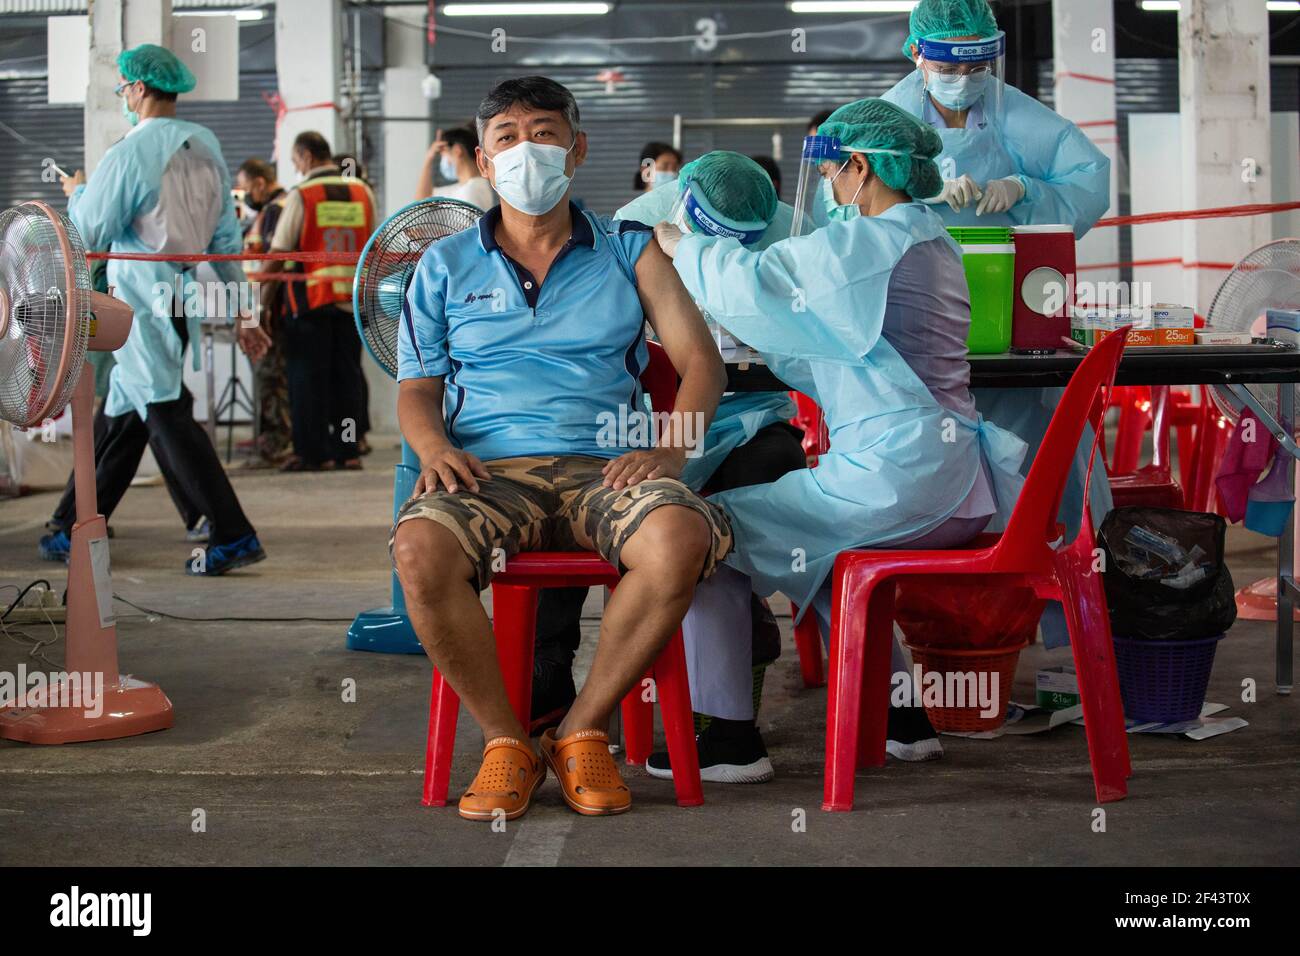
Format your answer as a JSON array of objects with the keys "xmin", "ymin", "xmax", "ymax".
[
  {"xmin": 902, "ymin": 0, "xmax": 999, "ymax": 58},
  {"xmin": 117, "ymin": 44, "xmax": 197, "ymax": 94},
  {"xmin": 678, "ymin": 151, "xmax": 778, "ymax": 227},
  {"xmin": 818, "ymin": 98, "xmax": 944, "ymax": 201}
]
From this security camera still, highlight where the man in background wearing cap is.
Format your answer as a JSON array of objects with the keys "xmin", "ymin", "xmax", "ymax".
[{"xmin": 40, "ymin": 44, "xmax": 268, "ymax": 576}]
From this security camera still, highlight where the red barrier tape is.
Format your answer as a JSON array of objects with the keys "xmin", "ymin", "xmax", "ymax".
[
  {"xmin": 1096, "ymin": 200, "xmax": 1300, "ymax": 229},
  {"xmin": 263, "ymin": 92, "xmax": 340, "ymax": 161},
  {"xmin": 85, "ymin": 250, "xmax": 358, "ymax": 264},
  {"xmin": 1056, "ymin": 71, "xmax": 1115, "ymax": 85},
  {"xmin": 243, "ymin": 272, "xmax": 328, "ymax": 283},
  {"xmin": 1077, "ymin": 258, "xmax": 1237, "ymax": 272}
]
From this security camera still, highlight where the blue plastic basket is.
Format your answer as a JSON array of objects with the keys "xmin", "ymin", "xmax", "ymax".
[{"xmin": 1112, "ymin": 634, "xmax": 1225, "ymax": 724}]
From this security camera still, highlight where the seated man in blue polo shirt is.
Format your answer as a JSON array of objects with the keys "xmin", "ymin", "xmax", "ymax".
[{"xmin": 391, "ymin": 76, "xmax": 732, "ymax": 823}]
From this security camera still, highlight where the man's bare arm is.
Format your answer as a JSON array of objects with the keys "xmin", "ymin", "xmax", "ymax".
[
  {"xmin": 398, "ymin": 377, "xmax": 490, "ymax": 494},
  {"xmin": 601, "ymin": 238, "xmax": 726, "ymax": 490},
  {"xmin": 636, "ymin": 238, "xmax": 726, "ymax": 449}
]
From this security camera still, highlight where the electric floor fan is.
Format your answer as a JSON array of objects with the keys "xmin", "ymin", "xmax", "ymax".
[
  {"xmin": 347, "ymin": 198, "xmax": 483, "ymax": 653},
  {"xmin": 1204, "ymin": 238, "xmax": 1300, "ymax": 630},
  {"xmin": 0, "ymin": 200, "xmax": 173, "ymax": 742}
]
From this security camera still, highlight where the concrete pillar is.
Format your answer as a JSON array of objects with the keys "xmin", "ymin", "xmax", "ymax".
[
  {"xmin": 363, "ymin": 9, "xmax": 431, "ymax": 435},
  {"xmin": 86, "ymin": 0, "xmax": 171, "ymax": 172},
  {"xmin": 382, "ymin": 8, "xmax": 431, "ymax": 216},
  {"xmin": 1051, "ymin": 0, "xmax": 1119, "ymax": 293},
  {"xmin": 274, "ymin": 0, "xmax": 343, "ymax": 184},
  {"xmin": 1179, "ymin": 0, "xmax": 1271, "ymax": 313}
]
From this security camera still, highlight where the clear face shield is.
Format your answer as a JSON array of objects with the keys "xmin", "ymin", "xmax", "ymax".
[
  {"xmin": 914, "ymin": 32, "xmax": 1005, "ymax": 120},
  {"xmin": 667, "ymin": 181, "xmax": 769, "ymax": 246},
  {"xmin": 789, "ymin": 134, "xmax": 845, "ymax": 238}
]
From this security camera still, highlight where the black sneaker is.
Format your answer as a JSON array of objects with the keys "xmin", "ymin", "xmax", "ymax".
[
  {"xmin": 887, "ymin": 704, "xmax": 944, "ymax": 762},
  {"xmin": 645, "ymin": 717, "xmax": 774, "ymax": 784},
  {"xmin": 528, "ymin": 654, "xmax": 576, "ymax": 736}
]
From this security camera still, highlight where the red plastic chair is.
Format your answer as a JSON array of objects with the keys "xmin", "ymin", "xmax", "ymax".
[
  {"xmin": 1108, "ymin": 385, "xmax": 1185, "ymax": 509},
  {"xmin": 1108, "ymin": 385, "xmax": 1148, "ymax": 475},
  {"xmin": 1186, "ymin": 398, "xmax": 1231, "ymax": 514},
  {"xmin": 1104, "ymin": 385, "xmax": 1205, "ymax": 508},
  {"xmin": 790, "ymin": 603, "xmax": 826, "ymax": 688},
  {"xmin": 421, "ymin": 341, "xmax": 704, "ymax": 809},
  {"xmin": 822, "ymin": 328, "xmax": 1133, "ymax": 812},
  {"xmin": 1170, "ymin": 388, "xmax": 1200, "ymax": 493},
  {"xmin": 789, "ymin": 391, "xmax": 830, "ymax": 685},
  {"xmin": 791, "ymin": 391, "xmax": 830, "ymax": 465}
]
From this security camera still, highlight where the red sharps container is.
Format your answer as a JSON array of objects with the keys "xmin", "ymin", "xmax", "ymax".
[{"xmin": 1010, "ymin": 225, "xmax": 1075, "ymax": 353}]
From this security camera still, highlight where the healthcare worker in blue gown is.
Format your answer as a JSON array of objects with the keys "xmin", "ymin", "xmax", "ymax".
[
  {"xmin": 39, "ymin": 44, "xmax": 267, "ymax": 575},
  {"xmin": 881, "ymin": 0, "xmax": 1113, "ymax": 646},
  {"xmin": 528, "ymin": 153, "xmax": 808, "ymax": 767},
  {"xmin": 618, "ymin": 152, "xmax": 798, "ymax": 491},
  {"xmin": 652, "ymin": 98, "xmax": 1028, "ymax": 776}
]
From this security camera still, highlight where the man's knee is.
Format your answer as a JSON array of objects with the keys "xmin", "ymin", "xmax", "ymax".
[
  {"xmin": 626, "ymin": 505, "xmax": 712, "ymax": 581},
  {"xmin": 393, "ymin": 519, "xmax": 477, "ymax": 601}
]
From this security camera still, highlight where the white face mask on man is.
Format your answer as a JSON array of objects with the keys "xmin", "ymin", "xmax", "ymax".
[{"xmin": 487, "ymin": 139, "xmax": 575, "ymax": 216}]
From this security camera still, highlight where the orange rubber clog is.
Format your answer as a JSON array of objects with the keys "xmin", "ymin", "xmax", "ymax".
[
  {"xmin": 458, "ymin": 736, "xmax": 546, "ymax": 822},
  {"xmin": 540, "ymin": 728, "xmax": 632, "ymax": 816}
]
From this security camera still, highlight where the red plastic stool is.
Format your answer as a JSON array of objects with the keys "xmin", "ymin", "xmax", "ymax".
[
  {"xmin": 822, "ymin": 328, "xmax": 1133, "ymax": 811},
  {"xmin": 420, "ymin": 554, "xmax": 704, "ymax": 808},
  {"xmin": 419, "ymin": 340, "xmax": 703, "ymax": 809}
]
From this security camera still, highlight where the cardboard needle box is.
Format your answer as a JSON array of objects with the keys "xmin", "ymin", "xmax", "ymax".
[{"xmin": 1036, "ymin": 665, "xmax": 1080, "ymax": 711}]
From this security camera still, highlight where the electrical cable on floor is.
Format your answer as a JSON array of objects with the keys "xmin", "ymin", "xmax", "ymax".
[
  {"xmin": 112, "ymin": 593, "xmax": 353, "ymax": 624},
  {"xmin": 1, "ymin": 579, "xmax": 53, "ymax": 622},
  {"xmin": 0, "ymin": 608, "xmax": 63, "ymax": 671}
]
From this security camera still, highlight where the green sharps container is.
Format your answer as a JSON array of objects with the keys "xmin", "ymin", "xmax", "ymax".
[{"xmin": 948, "ymin": 226, "xmax": 1015, "ymax": 354}]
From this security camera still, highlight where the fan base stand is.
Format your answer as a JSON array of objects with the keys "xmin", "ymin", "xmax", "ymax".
[
  {"xmin": 0, "ymin": 675, "xmax": 173, "ymax": 744},
  {"xmin": 347, "ymin": 608, "xmax": 424, "ymax": 654},
  {"xmin": 1235, "ymin": 577, "xmax": 1300, "ymax": 621}
]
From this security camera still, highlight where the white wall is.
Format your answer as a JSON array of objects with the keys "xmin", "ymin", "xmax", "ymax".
[{"xmin": 1128, "ymin": 111, "xmax": 1299, "ymax": 317}]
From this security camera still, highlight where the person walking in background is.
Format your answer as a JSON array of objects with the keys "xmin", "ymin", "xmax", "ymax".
[
  {"xmin": 259, "ymin": 131, "xmax": 376, "ymax": 472},
  {"xmin": 40, "ymin": 44, "xmax": 266, "ymax": 575},
  {"xmin": 235, "ymin": 158, "xmax": 293, "ymax": 468},
  {"xmin": 416, "ymin": 126, "xmax": 496, "ymax": 210}
]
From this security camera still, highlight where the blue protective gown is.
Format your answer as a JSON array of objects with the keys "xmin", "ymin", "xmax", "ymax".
[
  {"xmin": 673, "ymin": 202, "xmax": 1028, "ymax": 612},
  {"xmin": 879, "ymin": 70, "xmax": 1111, "ymax": 238},
  {"xmin": 614, "ymin": 182, "xmax": 796, "ymax": 491},
  {"xmin": 68, "ymin": 118, "xmax": 246, "ymax": 419},
  {"xmin": 881, "ymin": 70, "xmax": 1114, "ymax": 645}
]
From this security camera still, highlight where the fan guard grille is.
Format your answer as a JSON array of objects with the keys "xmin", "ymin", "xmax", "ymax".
[
  {"xmin": 0, "ymin": 202, "xmax": 92, "ymax": 427},
  {"xmin": 1206, "ymin": 239, "xmax": 1300, "ymax": 429},
  {"xmin": 354, "ymin": 198, "xmax": 484, "ymax": 379}
]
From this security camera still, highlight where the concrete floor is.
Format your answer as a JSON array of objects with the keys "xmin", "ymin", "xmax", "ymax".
[{"xmin": 0, "ymin": 436, "xmax": 1296, "ymax": 866}]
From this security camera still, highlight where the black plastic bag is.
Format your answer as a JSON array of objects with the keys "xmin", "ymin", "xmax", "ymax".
[{"xmin": 1098, "ymin": 506, "xmax": 1236, "ymax": 641}]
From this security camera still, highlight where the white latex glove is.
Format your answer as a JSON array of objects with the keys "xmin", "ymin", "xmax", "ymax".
[
  {"xmin": 976, "ymin": 176, "xmax": 1026, "ymax": 216},
  {"xmin": 654, "ymin": 221, "xmax": 684, "ymax": 259},
  {"xmin": 921, "ymin": 174, "xmax": 982, "ymax": 213}
]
